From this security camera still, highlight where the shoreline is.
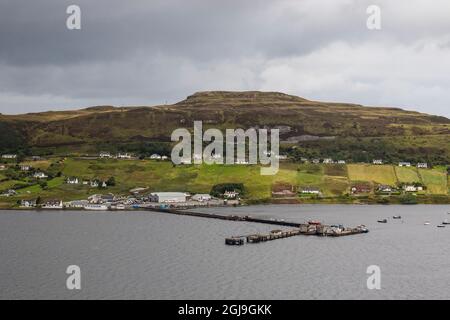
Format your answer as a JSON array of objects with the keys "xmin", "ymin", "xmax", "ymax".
[{"xmin": 1, "ymin": 201, "xmax": 449, "ymax": 212}]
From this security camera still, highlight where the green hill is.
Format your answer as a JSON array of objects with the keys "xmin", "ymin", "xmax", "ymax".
[{"xmin": 1, "ymin": 91, "xmax": 449, "ymax": 164}]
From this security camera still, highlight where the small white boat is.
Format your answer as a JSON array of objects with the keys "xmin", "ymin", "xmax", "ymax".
[{"xmin": 424, "ymin": 221, "xmax": 431, "ymax": 225}]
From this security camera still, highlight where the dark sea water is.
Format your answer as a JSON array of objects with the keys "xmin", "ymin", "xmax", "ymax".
[{"xmin": 0, "ymin": 204, "xmax": 449, "ymax": 300}]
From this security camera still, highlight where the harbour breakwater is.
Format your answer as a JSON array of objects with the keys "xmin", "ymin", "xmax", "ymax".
[{"xmin": 144, "ymin": 207, "xmax": 369, "ymax": 246}]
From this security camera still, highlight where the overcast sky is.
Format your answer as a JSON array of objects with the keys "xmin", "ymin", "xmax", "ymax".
[{"xmin": 0, "ymin": 0, "xmax": 449, "ymax": 117}]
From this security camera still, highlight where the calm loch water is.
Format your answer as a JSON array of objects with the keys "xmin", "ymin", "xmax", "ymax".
[{"xmin": 0, "ymin": 205, "xmax": 449, "ymax": 299}]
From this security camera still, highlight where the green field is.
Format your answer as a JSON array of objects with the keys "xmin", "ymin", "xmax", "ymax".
[
  {"xmin": 394, "ymin": 166, "xmax": 421, "ymax": 183},
  {"xmin": 419, "ymin": 169, "xmax": 448, "ymax": 194},
  {"xmin": 347, "ymin": 164, "xmax": 397, "ymax": 185}
]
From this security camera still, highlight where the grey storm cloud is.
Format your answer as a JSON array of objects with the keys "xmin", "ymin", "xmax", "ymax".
[{"xmin": 0, "ymin": 0, "xmax": 449, "ymax": 117}]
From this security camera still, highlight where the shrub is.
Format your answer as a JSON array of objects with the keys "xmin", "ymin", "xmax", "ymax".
[
  {"xmin": 400, "ymin": 193, "xmax": 418, "ymax": 205},
  {"xmin": 210, "ymin": 183, "xmax": 244, "ymax": 197}
]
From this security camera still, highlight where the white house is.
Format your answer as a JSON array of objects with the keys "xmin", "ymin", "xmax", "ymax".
[
  {"xmin": 223, "ymin": 191, "xmax": 239, "ymax": 199},
  {"xmin": 377, "ymin": 185, "xmax": 393, "ymax": 193},
  {"xmin": 373, "ymin": 159, "xmax": 383, "ymax": 165},
  {"xmin": 20, "ymin": 199, "xmax": 37, "ymax": 207},
  {"xmin": 275, "ymin": 154, "xmax": 288, "ymax": 160},
  {"xmin": 88, "ymin": 194, "xmax": 102, "ymax": 204},
  {"xmin": 161, "ymin": 155, "xmax": 169, "ymax": 160},
  {"xmin": 42, "ymin": 200, "xmax": 63, "ymax": 209},
  {"xmin": 117, "ymin": 153, "xmax": 132, "ymax": 159},
  {"xmin": 312, "ymin": 159, "xmax": 320, "ymax": 164},
  {"xmin": 0, "ymin": 165, "xmax": 6, "ymax": 171},
  {"xmin": 66, "ymin": 177, "xmax": 79, "ymax": 184},
  {"xmin": 33, "ymin": 172, "xmax": 48, "ymax": 179},
  {"xmin": 149, "ymin": 192, "xmax": 186, "ymax": 203},
  {"xmin": 20, "ymin": 165, "xmax": 31, "ymax": 171},
  {"xmin": 90, "ymin": 180, "xmax": 99, "ymax": 188},
  {"xmin": 300, "ymin": 187, "xmax": 321, "ymax": 195},
  {"xmin": 417, "ymin": 163, "xmax": 428, "ymax": 169},
  {"xmin": 404, "ymin": 185, "xmax": 423, "ymax": 192},
  {"xmin": 337, "ymin": 160, "xmax": 346, "ymax": 164},
  {"xmin": 323, "ymin": 158, "xmax": 334, "ymax": 164},
  {"xmin": 1, "ymin": 154, "xmax": 17, "ymax": 159},
  {"xmin": 399, "ymin": 162, "xmax": 411, "ymax": 167},
  {"xmin": 99, "ymin": 152, "xmax": 112, "ymax": 158},
  {"xmin": 150, "ymin": 154, "xmax": 162, "ymax": 160},
  {"xmin": 65, "ymin": 200, "xmax": 90, "ymax": 208},
  {"xmin": 192, "ymin": 194, "xmax": 212, "ymax": 202}
]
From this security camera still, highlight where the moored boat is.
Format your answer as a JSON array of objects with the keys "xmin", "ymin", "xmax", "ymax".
[
  {"xmin": 393, "ymin": 215, "xmax": 401, "ymax": 219},
  {"xmin": 377, "ymin": 219, "xmax": 387, "ymax": 223},
  {"xmin": 225, "ymin": 237, "xmax": 244, "ymax": 245}
]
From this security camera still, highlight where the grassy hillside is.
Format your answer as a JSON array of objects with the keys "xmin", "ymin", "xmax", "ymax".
[
  {"xmin": 0, "ymin": 91, "xmax": 449, "ymax": 164},
  {"xmin": 347, "ymin": 164, "xmax": 397, "ymax": 185},
  {"xmin": 0, "ymin": 159, "xmax": 447, "ymax": 208}
]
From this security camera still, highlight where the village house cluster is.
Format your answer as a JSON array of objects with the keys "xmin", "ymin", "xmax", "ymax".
[
  {"xmin": 18, "ymin": 189, "xmax": 241, "ymax": 211},
  {"xmin": 98, "ymin": 152, "xmax": 169, "ymax": 161},
  {"xmin": 271, "ymin": 181, "xmax": 427, "ymax": 199},
  {"xmin": 177, "ymin": 152, "xmax": 288, "ymax": 165},
  {"xmin": 299, "ymin": 157, "xmax": 429, "ymax": 168},
  {"xmin": 373, "ymin": 159, "xmax": 428, "ymax": 168},
  {"xmin": 2, "ymin": 153, "xmax": 431, "ymax": 169},
  {"xmin": 1, "ymin": 154, "xmax": 41, "ymax": 161},
  {"xmin": 66, "ymin": 177, "xmax": 108, "ymax": 188},
  {"xmin": 351, "ymin": 183, "xmax": 425, "ymax": 195},
  {"xmin": 99, "ymin": 152, "xmax": 134, "ymax": 159}
]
